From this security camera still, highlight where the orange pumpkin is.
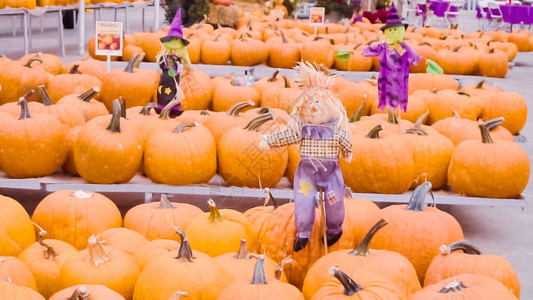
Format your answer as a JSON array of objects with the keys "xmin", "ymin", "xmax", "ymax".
[
  {"xmin": 0, "ymin": 256, "xmax": 37, "ymax": 290},
  {"xmin": 201, "ymin": 35, "xmax": 231, "ymax": 65},
  {"xmin": 124, "ymin": 194, "xmax": 203, "ymax": 241},
  {"xmin": 212, "ymin": 79, "xmax": 260, "ymax": 112},
  {"xmin": 133, "ymin": 239, "xmax": 180, "ymax": 271},
  {"xmin": 20, "ymin": 52, "xmax": 63, "ymax": 75},
  {"xmin": 480, "ymin": 91, "xmax": 527, "ymax": 135},
  {"xmin": 427, "ymin": 90, "xmax": 481, "ymax": 124},
  {"xmin": 268, "ymin": 30, "xmax": 301, "ymax": 69},
  {"xmin": 408, "ymin": 73, "xmax": 458, "ymax": 94},
  {"xmin": 301, "ymin": 36, "xmax": 335, "ymax": 68},
  {"xmin": 260, "ymin": 76, "xmax": 300, "ymax": 112},
  {"xmin": 432, "ymin": 114, "xmax": 513, "ymax": 145},
  {"xmin": 32, "ymin": 190, "xmax": 122, "ymax": 249},
  {"xmin": 96, "ymin": 228, "xmax": 149, "ymax": 256},
  {"xmin": 0, "ymin": 279, "xmax": 45, "ymax": 300},
  {"xmin": 0, "ymin": 195, "xmax": 36, "ymax": 256},
  {"xmin": 39, "ymin": 85, "xmax": 86, "ymax": 128},
  {"xmin": 231, "ymin": 35, "xmax": 268, "ymax": 66},
  {"xmin": 45, "ymin": 64, "xmax": 102, "ymax": 103},
  {"xmin": 478, "ymin": 48, "xmax": 508, "ymax": 78},
  {"xmin": 49, "ymin": 285, "xmax": 125, "ymax": 300},
  {"xmin": 56, "ymin": 87, "xmax": 107, "ymax": 120},
  {"xmin": 179, "ymin": 68, "xmax": 213, "ymax": 111},
  {"xmin": 0, "ymin": 56, "xmax": 49, "ymax": 104},
  {"xmin": 63, "ymin": 56, "xmax": 107, "ymax": 80}
]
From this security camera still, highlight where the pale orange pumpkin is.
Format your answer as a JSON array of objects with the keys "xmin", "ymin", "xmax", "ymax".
[
  {"xmin": 0, "ymin": 195, "xmax": 36, "ymax": 257},
  {"xmin": 0, "ymin": 256, "xmax": 37, "ymax": 290},
  {"xmin": 45, "ymin": 64, "xmax": 102, "ymax": 103},
  {"xmin": 0, "ymin": 279, "xmax": 45, "ymax": 300},
  {"xmin": 49, "ymin": 285, "xmax": 125, "ymax": 300},
  {"xmin": 133, "ymin": 239, "xmax": 180, "ymax": 271},
  {"xmin": 96, "ymin": 228, "xmax": 149, "ymax": 256}
]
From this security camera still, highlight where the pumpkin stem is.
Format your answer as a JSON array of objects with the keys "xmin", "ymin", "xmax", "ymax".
[
  {"xmin": 268, "ymin": 70, "xmax": 280, "ymax": 82},
  {"xmin": 274, "ymin": 256, "xmax": 292, "ymax": 281},
  {"xmin": 174, "ymin": 226, "xmax": 195, "ymax": 263},
  {"xmin": 106, "ymin": 100, "xmax": 122, "ymax": 133},
  {"xmin": 169, "ymin": 291, "xmax": 188, "ymax": 300},
  {"xmin": 157, "ymin": 194, "xmax": 176, "ymax": 209},
  {"xmin": 31, "ymin": 222, "xmax": 57, "ymax": 259},
  {"xmin": 133, "ymin": 53, "xmax": 146, "ymax": 68},
  {"xmin": 38, "ymin": 85, "xmax": 54, "ymax": 106},
  {"xmin": 440, "ymin": 240, "xmax": 482, "ymax": 256},
  {"xmin": 283, "ymin": 76, "xmax": 291, "ymax": 88},
  {"xmin": 207, "ymin": 199, "xmax": 223, "ymax": 223},
  {"xmin": 439, "ymin": 281, "xmax": 467, "ymax": 293},
  {"xmin": 366, "ymin": 124, "xmax": 383, "ymax": 139},
  {"xmin": 77, "ymin": 87, "xmax": 100, "ymax": 102},
  {"xmin": 87, "ymin": 235, "xmax": 110, "ymax": 267},
  {"xmin": 159, "ymin": 99, "xmax": 181, "ymax": 120},
  {"xmin": 329, "ymin": 267, "xmax": 363, "ymax": 296},
  {"xmin": 23, "ymin": 55, "xmax": 43, "ymax": 68},
  {"xmin": 479, "ymin": 121, "xmax": 494, "ymax": 144},
  {"xmin": 139, "ymin": 102, "xmax": 158, "ymax": 116},
  {"xmin": 200, "ymin": 110, "xmax": 210, "ymax": 116},
  {"xmin": 251, "ymin": 255, "xmax": 267, "ymax": 285},
  {"xmin": 475, "ymin": 80, "xmax": 487, "ymax": 89},
  {"xmin": 414, "ymin": 110, "xmax": 429, "ymax": 129},
  {"xmin": 124, "ymin": 53, "xmax": 139, "ymax": 73},
  {"xmin": 67, "ymin": 286, "xmax": 90, "ymax": 300},
  {"xmin": 69, "ymin": 64, "xmax": 81, "ymax": 74},
  {"xmin": 263, "ymin": 188, "xmax": 278, "ymax": 209},
  {"xmin": 489, "ymin": 48, "xmax": 495, "ymax": 54},
  {"xmin": 244, "ymin": 113, "xmax": 274, "ymax": 131},
  {"xmin": 118, "ymin": 96, "xmax": 126, "ymax": 118},
  {"xmin": 280, "ymin": 30, "xmax": 288, "ymax": 44},
  {"xmin": 405, "ymin": 182, "xmax": 434, "ymax": 211},
  {"xmin": 453, "ymin": 111, "xmax": 461, "ymax": 118},
  {"xmin": 83, "ymin": 107, "xmax": 89, "ymax": 123},
  {"xmin": 349, "ymin": 95, "xmax": 366, "ymax": 123},
  {"xmin": 456, "ymin": 90, "xmax": 471, "ymax": 97},
  {"xmin": 419, "ymin": 42, "xmax": 432, "ymax": 47},
  {"xmin": 405, "ymin": 128, "xmax": 428, "ymax": 136},
  {"xmin": 173, "ymin": 122, "xmax": 197, "ymax": 133},
  {"xmin": 18, "ymin": 91, "xmax": 34, "ymax": 120},
  {"xmin": 234, "ymin": 240, "xmax": 250, "ymax": 260},
  {"xmin": 226, "ymin": 100, "xmax": 255, "ymax": 116},
  {"xmin": 349, "ymin": 219, "xmax": 388, "ymax": 256},
  {"xmin": 482, "ymin": 117, "xmax": 504, "ymax": 131},
  {"xmin": 453, "ymin": 45, "xmax": 461, "ymax": 52},
  {"xmin": 387, "ymin": 107, "xmax": 398, "ymax": 124}
]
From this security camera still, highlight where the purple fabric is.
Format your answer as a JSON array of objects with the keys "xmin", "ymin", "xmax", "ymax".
[
  {"xmin": 476, "ymin": 6, "xmax": 483, "ymax": 19},
  {"xmin": 157, "ymin": 102, "xmax": 182, "ymax": 111},
  {"xmin": 500, "ymin": 4, "xmax": 531, "ymax": 24},
  {"xmin": 483, "ymin": 6, "xmax": 493, "ymax": 20},
  {"xmin": 430, "ymin": 0, "xmax": 451, "ymax": 17},
  {"xmin": 352, "ymin": 16, "xmax": 363, "ymax": 23},
  {"xmin": 363, "ymin": 42, "xmax": 421, "ymax": 112},
  {"xmin": 165, "ymin": 8, "xmax": 185, "ymax": 39},
  {"xmin": 301, "ymin": 125, "xmax": 335, "ymax": 140},
  {"xmin": 293, "ymin": 158, "xmax": 345, "ymax": 238}
]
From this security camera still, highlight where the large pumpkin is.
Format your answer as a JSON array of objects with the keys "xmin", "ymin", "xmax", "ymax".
[
  {"xmin": 45, "ymin": 64, "xmax": 102, "ymax": 103},
  {"xmin": 212, "ymin": 80, "xmax": 260, "ymax": 112},
  {"xmin": 480, "ymin": 91, "xmax": 527, "ymax": 135},
  {"xmin": 145, "ymin": 123, "xmax": 217, "ymax": 185},
  {"xmin": 39, "ymin": 85, "xmax": 86, "ymax": 128},
  {"xmin": 0, "ymin": 279, "xmax": 45, "ymax": 300},
  {"xmin": 74, "ymin": 100, "xmax": 144, "ymax": 184},
  {"xmin": 124, "ymin": 194, "xmax": 203, "ymax": 240},
  {"xmin": 0, "ymin": 56, "xmax": 49, "ymax": 104},
  {"xmin": 447, "ymin": 122, "xmax": 529, "ymax": 198},
  {"xmin": 49, "ymin": 285, "xmax": 125, "ymax": 300},
  {"xmin": 179, "ymin": 68, "xmax": 213, "ymax": 110},
  {"xmin": 0, "ymin": 96, "xmax": 67, "ymax": 178},
  {"xmin": 20, "ymin": 52, "xmax": 63, "ymax": 75},
  {"xmin": 427, "ymin": 90, "xmax": 481, "ymax": 124},
  {"xmin": 133, "ymin": 228, "xmax": 230, "ymax": 300},
  {"xmin": 215, "ymin": 240, "xmax": 287, "ymax": 283},
  {"xmin": 410, "ymin": 274, "xmax": 518, "ymax": 300},
  {"xmin": 230, "ymin": 35, "xmax": 268, "ymax": 66},
  {"xmin": 32, "ymin": 190, "xmax": 122, "ymax": 250},
  {"xmin": 302, "ymin": 219, "xmax": 421, "ymax": 299},
  {"xmin": 63, "ymin": 56, "xmax": 107, "ymax": 80},
  {"xmin": 478, "ymin": 48, "xmax": 508, "ymax": 78},
  {"xmin": 0, "ymin": 256, "xmax": 37, "ymax": 289},
  {"xmin": 56, "ymin": 87, "xmax": 107, "ymax": 120},
  {"xmin": 59, "ymin": 236, "xmax": 140, "ymax": 299},
  {"xmin": 99, "ymin": 54, "xmax": 158, "ymax": 111},
  {"xmin": 201, "ymin": 35, "xmax": 231, "ymax": 65},
  {"xmin": 95, "ymin": 228, "xmax": 149, "ymax": 256},
  {"xmin": 0, "ymin": 195, "xmax": 35, "ymax": 256},
  {"xmin": 17, "ymin": 229, "xmax": 77, "ymax": 298},
  {"xmin": 301, "ymin": 36, "xmax": 335, "ymax": 68},
  {"xmin": 132, "ymin": 239, "xmax": 180, "ymax": 271},
  {"xmin": 340, "ymin": 125, "xmax": 415, "ymax": 194},
  {"xmin": 260, "ymin": 76, "xmax": 300, "ymax": 112},
  {"xmin": 216, "ymin": 255, "xmax": 304, "ymax": 300},
  {"xmin": 218, "ymin": 113, "xmax": 288, "ymax": 188},
  {"xmin": 203, "ymin": 101, "xmax": 254, "ymax": 143},
  {"xmin": 369, "ymin": 182, "xmax": 464, "ymax": 283},
  {"xmin": 186, "ymin": 200, "xmax": 255, "ymax": 257},
  {"xmin": 408, "ymin": 73, "xmax": 458, "ymax": 94},
  {"xmin": 432, "ymin": 113, "xmax": 513, "ymax": 145},
  {"xmin": 268, "ymin": 30, "xmax": 300, "ymax": 68},
  {"xmin": 310, "ymin": 268, "xmax": 404, "ymax": 300},
  {"xmin": 424, "ymin": 240, "xmax": 520, "ymax": 298}
]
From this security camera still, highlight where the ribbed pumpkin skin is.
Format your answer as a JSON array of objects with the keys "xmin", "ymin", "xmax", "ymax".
[
  {"xmin": 411, "ymin": 274, "xmax": 518, "ymax": 300},
  {"xmin": 212, "ymin": 85, "xmax": 260, "ymax": 112},
  {"xmin": 96, "ymin": 228, "xmax": 149, "ymax": 256},
  {"xmin": 63, "ymin": 59, "xmax": 107, "ymax": 80},
  {"xmin": 18, "ymin": 239, "xmax": 77, "ymax": 298},
  {"xmin": 20, "ymin": 53, "xmax": 63, "ymax": 75},
  {"xmin": 0, "ymin": 59, "xmax": 49, "ymax": 104},
  {"xmin": 408, "ymin": 73, "xmax": 458, "ymax": 94},
  {"xmin": 0, "ymin": 195, "xmax": 36, "ymax": 256},
  {"xmin": 425, "ymin": 250, "xmax": 520, "ymax": 298},
  {"xmin": 100, "ymin": 68, "xmax": 158, "ymax": 111},
  {"xmin": 144, "ymin": 124, "xmax": 217, "ymax": 185},
  {"xmin": 480, "ymin": 91, "xmax": 527, "ymax": 135},
  {"xmin": 0, "ymin": 280, "xmax": 45, "ymax": 300},
  {"xmin": 32, "ymin": 190, "xmax": 122, "ymax": 250},
  {"xmin": 427, "ymin": 90, "xmax": 482, "ymax": 125},
  {"xmin": 133, "ymin": 239, "xmax": 180, "ymax": 271},
  {"xmin": 447, "ymin": 140, "xmax": 530, "ymax": 198},
  {"xmin": 179, "ymin": 69, "xmax": 213, "ymax": 111},
  {"xmin": 46, "ymin": 74, "xmax": 102, "ymax": 103},
  {"xmin": 0, "ymin": 256, "xmax": 37, "ymax": 290},
  {"xmin": 216, "ymin": 280, "xmax": 304, "ymax": 300},
  {"xmin": 432, "ymin": 116, "xmax": 513, "ymax": 145},
  {"xmin": 49, "ymin": 284, "xmax": 125, "ymax": 300}
]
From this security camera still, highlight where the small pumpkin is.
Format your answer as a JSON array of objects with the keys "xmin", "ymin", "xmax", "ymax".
[
  {"xmin": 478, "ymin": 48, "xmax": 508, "ymax": 78},
  {"xmin": 0, "ymin": 279, "xmax": 45, "ymax": 300},
  {"xmin": 96, "ymin": 228, "xmax": 149, "ymax": 256},
  {"xmin": 432, "ymin": 113, "xmax": 513, "ymax": 145},
  {"xmin": 0, "ymin": 56, "xmax": 49, "ymax": 104},
  {"xmin": 201, "ymin": 34, "xmax": 231, "ymax": 65},
  {"xmin": 212, "ymin": 79, "xmax": 260, "ymax": 112},
  {"xmin": 480, "ymin": 91, "xmax": 527, "ymax": 135},
  {"xmin": 0, "ymin": 256, "xmax": 37, "ymax": 290},
  {"xmin": 49, "ymin": 285, "xmax": 125, "ymax": 300},
  {"xmin": 56, "ymin": 87, "xmax": 107, "ymax": 120},
  {"xmin": 186, "ymin": 200, "xmax": 255, "ymax": 257},
  {"xmin": 427, "ymin": 90, "xmax": 481, "ymax": 124},
  {"xmin": 20, "ymin": 52, "xmax": 63, "ymax": 75},
  {"xmin": 231, "ymin": 35, "xmax": 268, "ymax": 66},
  {"xmin": 408, "ymin": 73, "xmax": 458, "ymax": 94},
  {"xmin": 124, "ymin": 193, "xmax": 203, "ymax": 240},
  {"xmin": 45, "ymin": 64, "xmax": 102, "ymax": 103},
  {"xmin": 39, "ymin": 85, "xmax": 86, "ymax": 128},
  {"xmin": 133, "ymin": 239, "xmax": 180, "ymax": 271},
  {"xmin": 268, "ymin": 30, "xmax": 300, "ymax": 69},
  {"xmin": 179, "ymin": 68, "xmax": 213, "ymax": 111},
  {"xmin": 63, "ymin": 55, "xmax": 107, "ymax": 80},
  {"xmin": 301, "ymin": 36, "xmax": 335, "ymax": 68},
  {"xmin": 32, "ymin": 190, "xmax": 122, "ymax": 250}
]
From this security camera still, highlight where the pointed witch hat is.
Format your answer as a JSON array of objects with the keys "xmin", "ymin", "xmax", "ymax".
[
  {"xmin": 380, "ymin": 4, "xmax": 408, "ymax": 31},
  {"xmin": 161, "ymin": 8, "xmax": 189, "ymax": 45}
]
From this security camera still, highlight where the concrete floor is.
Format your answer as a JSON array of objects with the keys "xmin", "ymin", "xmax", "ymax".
[{"xmin": 0, "ymin": 7, "xmax": 532, "ymax": 298}]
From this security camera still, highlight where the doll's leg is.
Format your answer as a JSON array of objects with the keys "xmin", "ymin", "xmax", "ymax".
[
  {"xmin": 293, "ymin": 161, "xmax": 318, "ymax": 252},
  {"xmin": 322, "ymin": 162, "xmax": 345, "ymax": 246}
]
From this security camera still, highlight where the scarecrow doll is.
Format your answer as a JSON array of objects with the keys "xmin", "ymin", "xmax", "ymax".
[
  {"xmin": 156, "ymin": 8, "xmax": 192, "ymax": 118},
  {"xmin": 259, "ymin": 62, "xmax": 352, "ymax": 252},
  {"xmin": 362, "ymin": 4, "xmax": 421, "ymax": 115}
]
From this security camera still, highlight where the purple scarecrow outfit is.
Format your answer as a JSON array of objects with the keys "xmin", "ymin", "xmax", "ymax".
[
  {"xmin": 362, "ymin": 4, "xmax": 421, "ymax": 112},
  {"xmin": 262, "ymin": 62, "xmax": 352, "ymax": 252}
]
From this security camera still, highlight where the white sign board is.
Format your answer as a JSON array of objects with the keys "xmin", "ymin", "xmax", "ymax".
[
  {"xmin": 309, "ymin": 7, "xmax": 325, "ymax": 26},
  {"xmin": 95, "ymin": 21, "xmax": 123, "ymax": 57}
]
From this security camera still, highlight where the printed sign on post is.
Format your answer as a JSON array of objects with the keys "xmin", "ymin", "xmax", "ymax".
[
  {"xmin": 95, "ymin": 21, "xmax": 123, "ymax": 56},
  {"xmin": 309, "ymin": 7, "xmax": 325, "ymax": 26}
]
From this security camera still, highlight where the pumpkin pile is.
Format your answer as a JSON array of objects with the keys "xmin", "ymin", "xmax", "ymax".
[
  {"xmin": 0, "ymin": 181, "xmax": 522, "ymax": 299},
  {"xmin": 88, "ymin": 15, "xmax": 533, "ymax": 78}
]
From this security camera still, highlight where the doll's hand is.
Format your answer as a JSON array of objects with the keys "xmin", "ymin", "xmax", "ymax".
[
  {"xmin": 259, "ymin": 135, "xmax": 270, "ymax": 150},
  {"xmin": 343, "ymin": 153, "xmax": 352, "ymax": 163}
]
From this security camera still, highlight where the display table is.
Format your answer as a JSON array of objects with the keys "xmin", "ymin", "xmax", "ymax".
[{"xmin": 500, "ymin": 4, "xmax": 532, "ymax": 26}]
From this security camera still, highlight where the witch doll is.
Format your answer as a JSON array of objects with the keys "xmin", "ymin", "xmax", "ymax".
[
  {"xmin": 259, "ymin": 62, "xmax": 352, "ymax": 252},
  {"xmin": 362, "ymin": 4, "xmax": 421, "ymax": 116},
  {"xmin": 156, "ymin": 8, "xmax": 192, "ymax": 118}
]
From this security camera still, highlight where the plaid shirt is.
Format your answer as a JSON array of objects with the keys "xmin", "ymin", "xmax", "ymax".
[{"xmin": 267, "ymin": 124, "xmax": 352, "ymax": 159}]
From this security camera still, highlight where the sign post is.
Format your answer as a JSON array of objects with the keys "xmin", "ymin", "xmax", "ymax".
[
  {"xmin": 309, "ymin": 7, "xmax": 325, "ymax": 36},
  {"xmin": 95, "ymin": 21, "xmax": 124, "ymax": 73}
]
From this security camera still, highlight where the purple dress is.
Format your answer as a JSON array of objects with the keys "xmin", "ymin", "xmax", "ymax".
[{"xmin": 363, "ymin": 42, "xmax": 421, "ymax": 112}]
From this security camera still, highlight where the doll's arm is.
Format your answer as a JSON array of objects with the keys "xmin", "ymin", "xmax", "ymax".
[
  {"xmin": 362, "ymin": 43, "xmax": 383, "ymax": 57},
  {"xmin": 260, "ymin": 128, "xmax": 301, "ymax": 149},
  {"xmin": 338, "ymin": 129, "xmax": 353, "ymax": 163}
]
